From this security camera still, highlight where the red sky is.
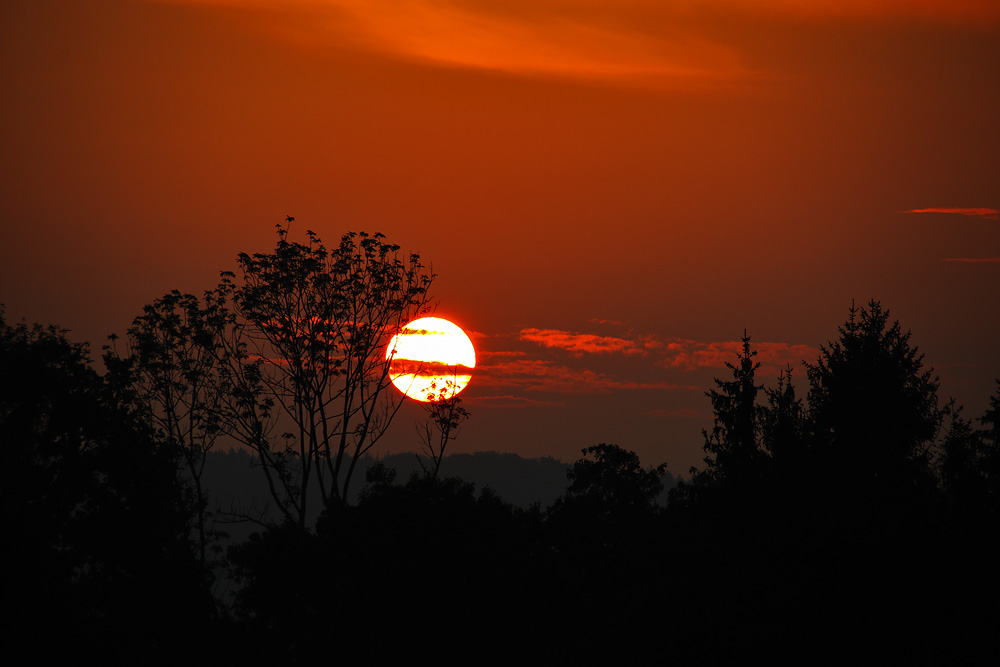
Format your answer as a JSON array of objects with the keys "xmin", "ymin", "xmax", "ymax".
[{"xmin": 3, "ymin": 0, "xmax": 998, "ymax": 472}]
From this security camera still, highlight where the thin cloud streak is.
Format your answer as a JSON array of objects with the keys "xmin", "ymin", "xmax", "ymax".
[
  {"xmin": 660, "ymin": 339, "xmax": 819, "ymax": 373},
  {"xmin": 944, "ymin": 257, "xmax": 1000, "ymax": 263},
  {"xmin": 519, "ymin": 328, "xmax": 649, "ymax": 356},
  {"xmin": 475, "ymin": 357, "xmax": 698, "ymax": 395},
  {"xmin": 906, "ymin": 208, "xmax": 1000, "ymax": 220},
  {"xmin": 464, "ymin": 394, "xmax": 567, "ymax": 408},
  {"xmin": 728, "ymin": 0, "xmax": 1000, "ymax": 22},
  {"xmin": 644, "ymin": 407, "xmax": 707, "ymax": 419},
  {"xmin": 477, "ymin": 349, "xmax": 528, "ymax": 360},
  {"xmin": 470, "ymin": 326, "xmax": 817, "ymax": 400},
  {"xmin": 517, "ymin": 326, "xmax": 818, "ymax": 373}
]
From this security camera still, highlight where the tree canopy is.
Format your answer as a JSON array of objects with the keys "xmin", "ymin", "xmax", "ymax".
[{"xmin": 1, "ymin": 308, "xmax": 212, "ymax": 658}]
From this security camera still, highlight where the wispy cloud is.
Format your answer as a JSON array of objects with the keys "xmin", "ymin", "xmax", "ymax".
[
  {"xmin": 474, "ymin": 357, "xmax": 698, "ymax": 395},
  {"xmin": 517, "ymin": 326, "xmax": 818, "ymax": 375},
  {"xmin": 944, "ymin": 257, "xmax": 1000, "ymax": 263},
  {"xmin": 644, "ymin": 407, "xmax": 707, "ymax": 419},
  {"xmin": 477, "ymin": 349, "xmax": 528, "ymax": 360},
  {"xmin": 151, "ymin": 1, "xmax": 1000, "ymax": 86},
  {"xmin": 659, "ymin": 339, "xmax": 819, "ymax": 373},
  {"xmin": 906, "ymin": 208, "xmax": 1000, "ymax": 220},
  {"xmin": 156, "ymin": 1, "xmax": 1000, "ymax": 25},
  {"xmin": 463, "ymin": 394, "xmax": 567, "ymax": 408},
  {"xmin": 734, "ymin": 0, "xmax": 1000, "ymax": 22},
  {"xmin": 146, "ymin": 1, "xmax": 752, "ymax": 86},
  {"xmin": 467, "ymin": 326, "xmax": 818, "ymax": 401},
  {"xmin": 519, "ymin": 328, "xmax": 650, "ymax": 356}
]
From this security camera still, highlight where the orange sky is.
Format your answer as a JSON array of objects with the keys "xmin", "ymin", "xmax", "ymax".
[{"xmin": 2, "ymin": 0, "xmax": 998, "ymax": 470}]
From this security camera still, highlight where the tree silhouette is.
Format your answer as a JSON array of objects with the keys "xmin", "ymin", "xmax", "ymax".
[
  {"xmin": 416, "ymin": 377, "xmax": 470, "ymax": 478},
  {"xmin": 699, "ymin": 331, "xmax": 765, "ymax": 486},
  {"xmin": 557, "ymin": 443, "xmax": 667, "ymax": 515},
  {"xmin": 759, "ymin": 364, "xmax": 807, "ymax": 477},
  {"xmin": 936, "ymin": 382, "xmax": 1000, "ymax": 649},
  {"xmin": 805, "ymin": 299, "xmax": 944, "ymax": 502},
  {"xmin": 940, "ymin": 384, "xmax": 1000, "ymax": 520},
  {"xmin": 983, "ymin": 379, "xmax": 1000, "ymax": 450},
  {"xmin": 104, "ymin": 289, "xmax": 230, "ymax": 566},
  {"xmin": 228, "ymin": 463, "xmax": 541, "ymax": 662},
  {"xmin": 548, "ymin": 443, "xmax": 667, "ymax": 557},
  {"xmin": 1, "ymin": 308, "xmax": 212, "ymax": 658},
  {"xmin": 215, "ymin": 227, "xmax": 434, "ymax": 525},
  {"xmin": 668, "ymin": 332, "xmax": 770, "ymax": 519},
  {"xmin": 536, "ymin": 444, "xmax": 671, "ymax": 660}
]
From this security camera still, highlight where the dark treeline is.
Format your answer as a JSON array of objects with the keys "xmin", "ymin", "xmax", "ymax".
[
  {"xmin": 204, "ymin": 449, "xmax": 586, "ymax": 512},
  {"xmin": 6, "ymin": 300, "xmax": 999, "ymax": 662},
  {"xmin": 4, "ymin": 228, "xmax": 999, "ymax": 662},
  {"xmin": 200, "ymin": 449, "xmax": 589, "ymax": 548}
]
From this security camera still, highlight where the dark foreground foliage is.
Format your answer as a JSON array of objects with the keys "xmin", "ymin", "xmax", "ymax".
[
  {"xmin": 0, "ymin": 309, "xmax": 216, "ymax": 663},
  {"xmin": 5, "ymin": 299, "xmax": 1000, "ymax": 663}
]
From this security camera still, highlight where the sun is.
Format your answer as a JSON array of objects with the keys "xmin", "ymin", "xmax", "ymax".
[{"xmin": 387, "ymin": 317, "xmax": 476, "ymax": 402}]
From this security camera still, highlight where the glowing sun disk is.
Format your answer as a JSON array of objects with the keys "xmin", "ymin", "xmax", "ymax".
[{"xmin": 387, "ymin": 317, "xmax": 476, "ymax": 402}]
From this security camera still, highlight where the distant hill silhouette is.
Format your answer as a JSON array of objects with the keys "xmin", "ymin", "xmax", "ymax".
[
  {"xmin": 202, "ymin": 448, "xmax": 676, "ymax": 538},
  {"xmin": 204, "ymin": 448, "xmax": 568, "ymax": 515},
  {"xmin": 203, "ymin": 448, "xmax": 679, "ymax": 545},
  {"xmin": 381, "ymin": 451, "xmax": 571, "ymax": 508}
]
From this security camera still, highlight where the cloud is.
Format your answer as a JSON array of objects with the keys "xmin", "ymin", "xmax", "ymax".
[
  {"xmin": 944, "ymin": 257, "xmax": 1000, "ymax": 263},
  {"xmin": 906, "ymin": 208, "xmax": 1000, "ymax": 220},
  {"xmin": 659, "ymin": 339, "xmax": 819, "ymax": 373},
  {"xmin": 150, "ymin": 1, "xmax": 1000, "ymax": 88},
  {"xmin": 477, "ymin": 349, "xmax": 528, "ymax": 360},
  {"xmin": 475, "ymin": 324, "xmax": 818, "ymax": 398},
  {"xmin": 474, "ymin": 357, "xmax": 698, "ymax": 395},
  {"xmin": 155, "ymin": 1, "xmax": 1000, "ymax": 24},
  {"xmin": 519, "ymin": 328, "xmax": 646, "ymax": 356},
  {"xmin": 517, "ymin": 326, "xmax": 817, "ymax": 374},
  {"xmin": 463, "ymin": 394, "xmax": 567, "ymax": 408},
  {"xmin": 146, "ymin": 0, "xmax": 753, "ymax": 87},
  {"xmin": 643, "ymin": 407, "xmax": 707, "ymax": 419},
  {"xmin": 730, "ymin": 0, "xmax": 1000, "ymax": 22}
]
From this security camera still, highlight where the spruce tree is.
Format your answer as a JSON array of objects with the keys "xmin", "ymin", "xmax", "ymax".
[
  {"xmin": 805, "ymin": 300, "xmax": 943, "ymax": 501},
  {"xmin": 700, "ymin": 331, "xmax": 765, "ymax": 487}
]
